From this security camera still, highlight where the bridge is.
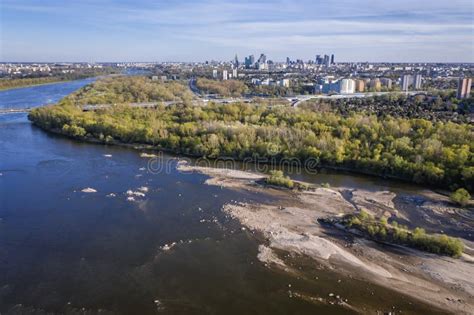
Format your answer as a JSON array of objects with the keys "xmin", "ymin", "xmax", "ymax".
[{"xmin": 0, "ymin": 108, "xmax": 33, "ymax": 114}]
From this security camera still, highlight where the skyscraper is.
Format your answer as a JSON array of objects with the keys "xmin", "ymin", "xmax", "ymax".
[
  {"xmin": 401, "ymin": 75, "xmax": 413, "ymax": 91},
  {"xmin": 414, "ymin": 74, "xmax": 423, "ymax": 90},
  {"xmin": 316, "ymin": 55, "xmax": 322, "ymax": 65},
  {"xmin": 330, "ymin": 54, "xmax": 335, "ymax": 65},
  {"xmin": 244, "ymin": 55, "xmax": 255, "ymax": 69},
  {"xmin": 323, "ymin": 55, "xmax": 330, "ymax": 67},
  {"xmin": 457, "ymin": 78, "xmax": 472, "ymax": 99},
  {"xmin": 234, "ymin": 54, "xmax": 239, "ymax": 67}
]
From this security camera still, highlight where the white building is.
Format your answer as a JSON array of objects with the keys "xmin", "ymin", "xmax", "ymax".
[
  {"xmin": 232, "ymin": 69, "xmax": 238, "ymax": 78},
  {"xmin": 414, "ymin": 74, "xmax": 423, "ymax": 90},
  {"xmin": 222, "ymin": 70, "xmax": 228, "ymax": 81},
  {"xmin": 212, "ymin": 69, "xmax": 218, "ymax": 79},
  {"xmin": 339, "ymin": 79, "xmax": 355, "ymax": 94},
  {"xmin": 401, "ymin": 75, "xmax": 413, "ymax": 91}
]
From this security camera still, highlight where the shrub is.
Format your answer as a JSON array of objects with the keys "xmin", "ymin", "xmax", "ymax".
[
  {"xmin": 340, "ymin": 214, "xmax": 464, "ymax": 257},
  {"xmin": 450, "ymin": 188, "xmax": 471, "ymax": 207},
  {"xmin": 266, "ymin": 170, "xmax": 294, "ymax": 189}
]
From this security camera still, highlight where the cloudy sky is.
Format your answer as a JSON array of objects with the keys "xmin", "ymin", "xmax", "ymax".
[{"xmin": 1, "ymin": 0, "xmax": 473, "ymax": 62}]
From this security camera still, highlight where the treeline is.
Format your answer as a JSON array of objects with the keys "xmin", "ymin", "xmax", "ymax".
[
  {"xmin": 28, "ymin": 77, "xmax": 474, "ymax": 191},
  {"xmin": 0, "ymin": 68, "xmax": 118, "ymax": 90},
  {"xmin": 195, "ymin": 78, "xmax": 301, "ymax": 97},
  {"xmin": 63, "ymin": 76, "xmax": 194, "ymax": 105},
  {"xmin": 301, "ymin": 92, "xmax": 473, "ymax": 123},
  {"xmin": 195, "ymin": 78, "xmax": 248, "ymax": 97},
  {"xmin": 339, "ymin": 211, "xmax": 464, "ymax": 257}
]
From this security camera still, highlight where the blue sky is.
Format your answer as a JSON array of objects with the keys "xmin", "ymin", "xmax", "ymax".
[{"xmin": 1, "ymin": 0, "xmax": 473, "ymax": 62}]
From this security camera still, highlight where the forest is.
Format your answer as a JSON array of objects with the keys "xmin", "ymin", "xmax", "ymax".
[
  {"xmin": 300, "ymin": 92, "xmax": 473, "ymax": 123},
  {"xmin": 64, "ymin": 76, "xmax": 194, "ymax": 105},
  {"xmin": 195, "ymin": 78, "xmax": 248, "ymax": 97},
  {"xmin": 28, "ymin": 77, "xmax": 474, "ymax": 192}
]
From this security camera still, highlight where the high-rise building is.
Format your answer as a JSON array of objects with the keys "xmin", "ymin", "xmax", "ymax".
[
  {"xmin": 381, "ymin": 78, "xmax": 392, "ymax": 89},
  {"xmin": 356, "ymin": 80, "xmax": 365, "ymax": 92},
  {"xmin": 330, "ymin": 54, "xmax": 335, "ymax": 64},
  {"xmin": 339, "ymin": 79, "xmax": 355, "ymax": 94},
  {"xmin": 323, "ymin": 55, "xmax": 330, "ymax": 67},
  {"xmin": 369, "ymin": 78, "xmax": 381, "ymax": 91},
  {"xmin": 212, "ymin": 69, "xmax": 218, "ymax": 79},
  {"xmin": 234, "ymin": 54, "xmax": 239, "ymax": 67},
  {"xmin": 249, "ymin": 55, "xmax": 255, "ymax": 65},
  {"xmin": 244, "ymin": 55, "xmax": 255, "ymax": 69},
  {"xmin": 457, "ymin": 78, "xmax": 472, "ymax": 99},
  {"xmin": 316, "ymin": 55, "xmax": 322, "ymax": 65},
  {"xmin": 257, "ymin": 53, "xmax": 267, "ymax": 64},
  {"xmin": 232, "ymin": 69, "xmax": 238, "ymax": 78},
  {"xmin": 286, "ymin": 57, "xmax": 291, "ymax": 65},
  {"xmin": 414, "ymin": 74, "xmax": 423, "ymax": 90},
  {"xmin": 401, "ymin": 75, "xmax": 413, "ymax": 91},
  {"xmin": 222, "ymin": 70, "xmax": 228, "ymax": 81}
]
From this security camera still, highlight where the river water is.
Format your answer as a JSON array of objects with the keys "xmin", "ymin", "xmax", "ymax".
[{"xmin": 0, "ymin": 80, "xmax": 447, "ymax": 314}]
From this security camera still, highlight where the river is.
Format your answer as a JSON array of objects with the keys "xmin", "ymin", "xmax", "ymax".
[{"xmin": 0, "ymin": 80, "xmax": 447, "ymax": 314}]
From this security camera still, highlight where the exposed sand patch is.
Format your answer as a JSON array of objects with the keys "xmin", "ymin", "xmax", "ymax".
[
  {"xmin": 177, "ymin": 164, "xmax": 265, "ymax": 189},
  {"xmin": 224, "ymin": 203, "xmax": 392, "ymax": 279},
  {"xmin": 257, "ymin": 245, "xmax": 287, "ymax": 268},
  {"xmin": 140, "ymin": 152, "xmax": 157, "ymax": 158},
  {"xmin": 81, "ymin": 187, "xmax": 97, "ymax": 193},
  {"xmin": 348, "ymin": 189, "xmax": 406, "ymax": 220},
  {"xmin": 184, "ymin": 165, "xmax": 474, "ymax": 314}
]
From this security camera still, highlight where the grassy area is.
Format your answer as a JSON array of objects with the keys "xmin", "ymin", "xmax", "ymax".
[{"xmin": 340, "ymin": 210, "xmax": 464, "ymax": 257}]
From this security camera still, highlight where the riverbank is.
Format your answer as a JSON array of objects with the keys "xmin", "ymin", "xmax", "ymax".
[
  {"xmin": 27, "ymin": 82, "xmax": 473, "ymax": 192},
  {"xmin": 0, "ymin": 71, "xmax": 120, "ymax": 91},
  {"xmin": 0, "ymin": 78, "xmax": 78, "ymax": 91},
  {"xmin": 177, "ymin": 164, "xmax": 474, "ymax": 314}
]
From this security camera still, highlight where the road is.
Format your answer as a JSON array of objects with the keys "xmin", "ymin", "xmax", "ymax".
[
  {"xmin": 188, "ymin": 78, "xmax": 427, "ymax": 107},
  {"xmin": 290, "ymin": 91, "xmax": 427, "ymax": 107},
  {"xmin": 0, "ymin": 81, "xmax": 427, "ymax": 115}
]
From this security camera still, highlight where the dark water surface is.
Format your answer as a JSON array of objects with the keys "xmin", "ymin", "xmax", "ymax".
[{"xmin": 0, "ymin": 81, "xmax": 447, "ymax": 314}]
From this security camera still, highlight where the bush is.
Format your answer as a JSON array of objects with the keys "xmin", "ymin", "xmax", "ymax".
[
  {"xmin": 266, "ymin": 170, "xmax": 294, "ymax": 189},
  {"xmin": 341, "ymin": 214, "xmax": 464, "ymax": 257},
  {"xmin": 450, "ymin": 188, "xmax": 471, "ymax": 207}
]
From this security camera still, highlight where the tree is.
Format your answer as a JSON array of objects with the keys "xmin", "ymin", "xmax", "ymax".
[{"xmin": 450, "ymin": 188, "xmax": 471, "ymax": 207}]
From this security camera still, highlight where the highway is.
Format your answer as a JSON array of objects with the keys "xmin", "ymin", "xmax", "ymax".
[{"xmin": 188, "ymin": 78, "xmax": 427, "ymax": 107}]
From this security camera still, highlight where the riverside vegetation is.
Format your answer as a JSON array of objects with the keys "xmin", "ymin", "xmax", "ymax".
[
  {"xmin": 28, "ymin": 76, "xmax": 474, "ymax": 192},
  {"xmin": 332, "ymin": 210, "xmax": 465, "ymax": 257},
  {"xmin": 0, "ymin": 67, "xmax": 119, "ymax": 90}
]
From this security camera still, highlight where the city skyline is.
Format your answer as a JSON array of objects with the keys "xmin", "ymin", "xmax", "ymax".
[{"xmin": 1, "ymin": 0, "xmax": 473, "ymax": 63}]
